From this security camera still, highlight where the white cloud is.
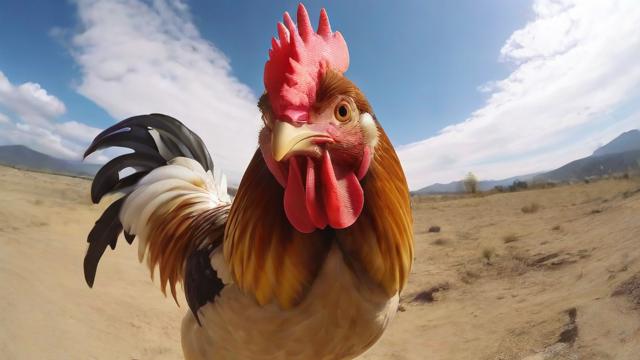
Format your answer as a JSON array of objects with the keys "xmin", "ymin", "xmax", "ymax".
[
  {"xmin": 398, "ymin": 0, "xmax": 640, "ymax": 190},
  {"xmin": 0, "ymin": 72, "xmax": 66, "ymax": 128},
  {"xmin": 55, "ymin": 120, "xmax": 101, "ymax": 145},
  {"xmin": 0, "ymin": 71, "xmax": 103, "ymax": 160},
  {"xmin": 69, "ymin": 0, "xmax": 261, "ymax": 184}
]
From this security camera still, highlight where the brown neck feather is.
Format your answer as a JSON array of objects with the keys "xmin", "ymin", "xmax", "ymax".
[
  {"xmin": 224, "ymin": 150, "xmax": 333, "ymax": 309},
  {"xmin": 336, "ymin": 126, "xmax": 414, "ymax": 296}
]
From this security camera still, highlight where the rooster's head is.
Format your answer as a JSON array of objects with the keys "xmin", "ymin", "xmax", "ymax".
[{"xmin": 259, "ymin": 4, "xmax": 378, "ymax": 233}]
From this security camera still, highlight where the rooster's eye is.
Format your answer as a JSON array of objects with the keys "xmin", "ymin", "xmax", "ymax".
[{"xmin": 334, "ymin": 101, "xmax": 351, "ymax": 122}]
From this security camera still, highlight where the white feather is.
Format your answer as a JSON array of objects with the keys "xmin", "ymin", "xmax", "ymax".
[
  {"xmin": 119, "ymin": 156, "xmax": 231, "ymax": 261},
  {"xmin": 360, "ymin": 112, "xmax": 379, "ymax": 148},
  {"xmin": 182, "ymin": 245, "xmax": 398, "ymax": 360},
  {"xmin": 148, "ymin": 129, "xmax": 174, "ymax": 160},
  {"xmin": 210, "ymin": 247, "xmax": 233, "ymax": 285}
]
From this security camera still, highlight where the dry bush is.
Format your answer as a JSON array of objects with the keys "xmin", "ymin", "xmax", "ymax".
[
  {"xmin": 552, "ymin": 225, "xmax": 562, "ymax": 231},
  {"xmin": 521, "ymin": 202, "xmax": 540, "ymax": 214},
  {"xmin": 482, "ymin": 247, "xmax": 496, "ymax": 264},
  {"xmin": 431, "ymin": 238, "xmax": 449, "ymax": 246},
  {"xmin": 411, "ymin": 282, "xmax": 450, "ymax": 303},
  {"xmin": 503, "ymin": 233, "xmax": 520, "ymax": 243},
  {"xmin": 612, "ymin": 272, "xmax": 640, "ymax": 306},
  {"xmin": 463, "ymin": 172, "xmax": 478, "ymax": 194},
  {"xmin": 460, "ymin": 269, "xmax": 481, "ymax": 284},
  {"xmin": 622, "ymin": 188, "xmax": 640, "ymax": 198},
  {"xmin": 428, "ymin": 225, "xmax": 441, "ymax": 233}
]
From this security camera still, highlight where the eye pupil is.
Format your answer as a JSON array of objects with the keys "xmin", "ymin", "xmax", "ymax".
[{"xmin": 338, "ymin": 105, "xmax": 348, "ymax": 118}]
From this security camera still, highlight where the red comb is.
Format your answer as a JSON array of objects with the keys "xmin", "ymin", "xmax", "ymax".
[{"xmin": 264, "ymin": 4, "xmax": 349, "ymax": 123}]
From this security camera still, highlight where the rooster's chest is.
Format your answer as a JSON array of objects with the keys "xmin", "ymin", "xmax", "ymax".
[{"xmin": 181, "ymin": 245, "xmax": 398, "ymax": 360}]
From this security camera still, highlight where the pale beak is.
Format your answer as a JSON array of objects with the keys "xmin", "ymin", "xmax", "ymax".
[{"xmin": 271, "ymin": 121, "xmax": 333, "ymax": 161}]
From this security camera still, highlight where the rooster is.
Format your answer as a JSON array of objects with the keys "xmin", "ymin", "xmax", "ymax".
[{"xmin": 83, "ymin": 4, "xmax": 413, "ymax": 360}]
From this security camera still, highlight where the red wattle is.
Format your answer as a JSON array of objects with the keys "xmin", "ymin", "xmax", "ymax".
[
  {"xmin": 284, "ymin": 158, "xmax": 315, "ymax": 233},
  {"xmin": 282, "ymin": 153, "xmax": 365, "ymax": 232},
  {"xmin": 305, "ymin": 157, "xmax": 328, "ymax": 229},
  {"xmin": 320, "ymin": 152, "xmax": 364, "ymax": 229},
  {"xmin": 357, "ymin": 146, "xmax": 372, "ymax": 180}
]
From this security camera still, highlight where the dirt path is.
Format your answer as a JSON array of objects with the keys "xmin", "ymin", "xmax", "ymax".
[{"xmin": 1, "ymin": 165, "xmax": 639, "ymax": 359}]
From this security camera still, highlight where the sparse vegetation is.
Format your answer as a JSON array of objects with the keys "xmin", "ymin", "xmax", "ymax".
[
  {"xmin": 622, "ymin": 187, "xmax": 640, "ymax": 198},
  {"xmin": 428, "ymin": 225, "xmax": 441, "ymax": 233},
  {"xmin": 521, "ymin": 202, "xmax": 540, "ymax": 213},
  {"xmin": 460, "ymin": 269, "xmax": 481, "ymax": 284},
  {"xmin": 509, "ymin": 180, "xmax": 528, "ymax": 192},
  {"xmin": 411, "ymin": 283, "xmax": 450, "ymax": 303},
  {"xmin": 552, "ymin": 225, "xmax": 562, "ymax": 231},
  {"xmin": 503, "ymin": 233, "xmax": 519, "ymax": 243},
  {"xmin": 506, "ymin": 252, "xmax": 530, "ymax": 276},
  {"xmin": 431, "ymin": 238, "xmax": 449, "ymax": 246},
  {"xmin": 482, "ymin": 247, "xmax": 496, "ymax": 264},
  {"xmin": 612, "ymin": 272, "xmax": 640, "ymax": 306},
  {"xmin": 463, "ymin": 172, "xmax": 478, "ymax": 194}
]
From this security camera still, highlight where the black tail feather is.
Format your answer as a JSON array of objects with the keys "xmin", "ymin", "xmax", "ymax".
[
  {"xmin": 84, "ymin": 197, "xmax": 126, "ymax": 287},
  {"xmin": 84, "ymin": 125, "xmax": 158, "ymax": 158},
  {"xmin": 87, "ymin": 113, "xmax": 213, "ymax": 171},
  {"xmin": 185, "ymin": 244, "xmax": 224, "ymax": 326},
  {"xmin": 123, "ymin": 230, "xmax": 136, "ymax": 245},
  {"xmin": 90, "ymin": 152, "xmax": 164, "ymax": 203},
  {"xmin": 83, "ymin": 113, "xmax": 214, "ymax": 288}
]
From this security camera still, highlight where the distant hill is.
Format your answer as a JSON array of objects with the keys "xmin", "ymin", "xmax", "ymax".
[
  {"xmin": 415, "ymin": 128, "xmax": 640, "ymax": 194},
  {"xmin": 414, "ymin": 173, "xmax": 539, "ymax": 195},
  {"xmin": 593, "ymin": 129, "xmax": 640, "ymax": 156},
  {"xmin": 534, "ymin": 149, "xmax": 640, "ymax": 183},
  {"xmin": 0, "ymin": 145, "xmax": 99, "ymax": 177}
]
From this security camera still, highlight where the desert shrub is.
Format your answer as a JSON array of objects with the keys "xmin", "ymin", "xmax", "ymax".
[
  {"xmin": 431, "ymin": 238, "xmax": 449, "ymax": 246},
  {"xmin": 428, "ymin": 225, "xmax": 441, "ymax": 233},
  {"xmin": 482, "ymin": 247, "xmax": 496, "ymax": 264},
  {"xmin": 502, "ymin": 233, "xmax": 519, "ymax": 243},
  {"xmin": 411, "ymin": 283, "xmax": 450, "ymax": 303},
  {"xmin": 612, "ymin": 272, "xmax": 640, "ymax": 306},
  {"xmin": 552, "ymin": 225, "xmax": 562, "ymax": 231},
  {"xmin": 521, "ymin": 202, "xmax": 540, "ymax": 214},
  {"xmin": 460, "ymin": 269, "xmax": 481, "ymax": 284},
  {"xmin": 509, "ymin": 180, "xmax": 528, "ymax": 192},
  {"xmin": 463, "ymin": 172, "xmax": 478, "ymax": 194}
]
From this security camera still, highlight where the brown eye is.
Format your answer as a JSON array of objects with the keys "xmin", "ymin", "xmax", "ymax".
[{"xmin": 334, "ymin": 101, "xmax": 351, "ymax": 122}]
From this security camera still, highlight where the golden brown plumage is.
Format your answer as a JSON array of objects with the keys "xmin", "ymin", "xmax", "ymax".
[
  {"xmin": 224, "ymin": 149, "xmax": 333, "ymax": 308},
  {"xmin": 83, "ymin": 5, "xmax": 414, "ymax": 359},
  {"xmin": 224, "ymin": 69, "xmax": 413, "ymax": 308},
  {"xmin": 338, "ymin": 127, "xmax": 413, "ymax": 296}
]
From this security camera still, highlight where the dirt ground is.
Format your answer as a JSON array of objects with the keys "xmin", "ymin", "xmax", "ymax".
[{"xmin": 1, "ymin": 165, "xmax": 639, "ymax": 359}]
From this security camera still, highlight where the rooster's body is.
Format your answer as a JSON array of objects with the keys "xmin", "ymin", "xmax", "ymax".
[{"xmin": 84, "ymin": 5, "xmax": 413, "ymax": 360}]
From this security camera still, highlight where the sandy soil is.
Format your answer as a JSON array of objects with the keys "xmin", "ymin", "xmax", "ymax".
[{"xmin": 1, "ymin": 165, "xmax": 639, "ymax": 359}]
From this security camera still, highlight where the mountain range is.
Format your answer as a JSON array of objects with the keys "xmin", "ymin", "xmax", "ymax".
[
  {"xmin": 415, "ymin": 129, "xmax": 640, "ymax": 194},
  {"xmin": 1, "ymin": 129, "xmax": 639, "ymax": 189},
  {"xmin": 0, "ymin": 145, "xmax": 99, "ymax": 177}
]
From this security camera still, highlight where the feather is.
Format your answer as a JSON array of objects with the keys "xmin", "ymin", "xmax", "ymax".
[
  {"xmin": 84, "ymin": 114, "xmax": 228, "ymax": 315},
  {"xmin": 84, "ymin": 125, "xmax": 158, "ymax": 157},
  {"xmin": 84, "ymin": 197, "xmax": 126, "ymax": 287},
  {"xmin": 336, "ymin": 126, "xmax": 414, "ymax": 295},
  {"xmin": 91, "ymin": 152, "xmax": 164, "ymax": 203},
  {"xmin": 185, "ymin": 244, "xmax": 225, "ymax": 326},
  {"xmin": 224, "ymin": 150, "xmax": 333, "ymax": 309}
]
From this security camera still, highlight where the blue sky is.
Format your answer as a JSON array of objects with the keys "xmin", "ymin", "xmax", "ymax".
[{"xmin": 0, "ymin": 0, "xmax": 639, "ymax": 189}]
